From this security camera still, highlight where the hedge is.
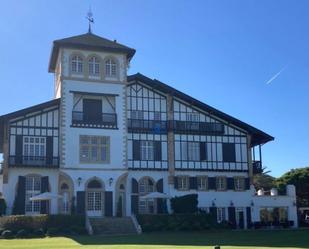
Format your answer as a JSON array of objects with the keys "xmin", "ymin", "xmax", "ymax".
[
  {"xmin": 0, "ymin": 214, "xmax": 85, "ymax": 232},
  {"xmin": 137, "ymin": 214, "xmax": 226, "ymax": 232},
  {"xmin": 170, "ymin": 194, "xmax": 198, "ymax": 213}
]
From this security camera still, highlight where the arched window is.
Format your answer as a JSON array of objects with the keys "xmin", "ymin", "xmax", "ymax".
[
  {"xmin": 87, "ymin": 179, "xmax": 102, "ymax": 189},
  {"xmin": 105, "ymin": 58, "xmax": 117, "ymax": 77},
  {"xmin": 71, "ymin": 55, "xmax": 83, "ymax": 73},
  {"xmin": 88, "ymin": 56, "xmax": 100, "ymax": 76}
]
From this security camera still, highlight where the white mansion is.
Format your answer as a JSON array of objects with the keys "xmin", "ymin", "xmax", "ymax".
[{"xmin": 0, "ymin": 31, "xmax": 298, "ymax": 229}]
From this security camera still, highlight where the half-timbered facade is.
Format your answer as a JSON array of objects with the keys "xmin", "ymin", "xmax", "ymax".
[{"xmin": 0, "ymin": 31, "xmax": 298, "ymax": 229}]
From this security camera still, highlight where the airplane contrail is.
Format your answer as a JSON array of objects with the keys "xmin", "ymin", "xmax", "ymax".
[{"xmin": 265, "ymin": 66, "xmax": 287, "ymax": 85}]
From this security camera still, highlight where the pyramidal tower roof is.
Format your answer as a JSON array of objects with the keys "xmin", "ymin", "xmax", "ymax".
[{"xmin": 48, "ymin": 32, "xmax": 136, "ymax": 72}]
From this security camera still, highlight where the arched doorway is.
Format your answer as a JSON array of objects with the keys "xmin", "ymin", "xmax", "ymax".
[
  {"xmin": 86, "ymin": 178, "xmax": 104, "ymax": 217},
  {"xmin": 58, "ymin": 172, "xmax": 74, "ymax": 215},
  {"xmin": 138, "ymin": 177, "xmax": 156, "ymax": 214},
  {"xmin": 115, "ymin": 174, "xmax": 127, "ymax": 217}
]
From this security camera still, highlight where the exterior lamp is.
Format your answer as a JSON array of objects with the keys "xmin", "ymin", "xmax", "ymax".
[
  {"xmin": 109, "ymin": 177, "xmax": 113, "ymax": 186},
  {"xmin": 251, "ymin": 200, "xmax": 254, "ymax": 207},
  {"xmin": 77, "ymin": 177, "xmax": 82, "ymax": 186},
  {"xmin": 212, "ymin": 200, "xmax": 216, "ymax": 207},
  {"xmin": 230, "ymin": 201, "xmax": 234, "ymax": 207}
]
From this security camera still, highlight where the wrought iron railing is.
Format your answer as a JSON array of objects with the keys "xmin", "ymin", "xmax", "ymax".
[
  {"xmin": 170, "ymin": 120, "xmax": 225, "ymax": 135},
  {"xmin": 72, "ymin": 111, "xmax": 117, "ymax": 128},
  {"xmin": 127, "ymin": 119, "xmax": 167, "ymax": 133},
  {"xmin": 9, "ymin": 156, "xmax": 59, "ymax": 167}
]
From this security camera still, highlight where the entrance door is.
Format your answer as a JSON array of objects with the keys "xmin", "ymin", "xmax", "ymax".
[
  {"xmin": 87, "ymin": 191, "xmax": 103, "ymax": 217},
  {"xmin": 236, "ymin": 208, "xmax": 245, "ymax": 229},
  {"xmin": 83, "ymin": 99, "xmax": 102, "ymax": 123}
]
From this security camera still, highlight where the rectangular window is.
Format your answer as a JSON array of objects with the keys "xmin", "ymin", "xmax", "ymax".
[
  {"xmin": 23, "ymin": 136, "xmax": 46, "ymax": 157},
  {"xmin": 234, "ymin": 177, "xmax": 245, "ymax": 191},
  {"xmin": 177, "ymin": 176, "xmax": 189, "ymax": 191},
  {"xmin": 197, "ymin": 176, "xmax": 208, "ymax": 190},
  {"xmin": 181, "ymin": 142, "xmax": 200, "ymax": 161},
  {"xmin": 141, "ymin": 141, "xmax": 154, "ymax": 160},
  {"xmin": 217, "ymin": 207, "xmax": 226, "ymax": 223},
  {"xmin": 154, "ymin": 111, "xmax": 161, "ymax": 121},
  {"xmin": 223, "ymin": 143, "xmax": 236, "ymax": 162},
  {"xmin": 80, "ymin": 135, "xmax": 110, "ymax": 163},
  {"xmin": 131, "ymin": 110, "xmax": 144, "ymax": 120},
  {"xmin": 186, "ymin": 113, "xmax": 199, "ymax": 122},
  {"xmin": 216, "ymin": 176, "xmax": 227, "ymax": 191},
  {"xmin": 25, "ymin": 176, "xmax": 41, "ymax": 214}
]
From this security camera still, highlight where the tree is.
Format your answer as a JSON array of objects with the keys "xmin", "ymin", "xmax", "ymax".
[
  {"xmin": 253, "ymin": 166, "xmax": 276, "ymax": 191},
  {"xmin": 276, "ymin": 167, "xmax": 309, "ymax": 207}
]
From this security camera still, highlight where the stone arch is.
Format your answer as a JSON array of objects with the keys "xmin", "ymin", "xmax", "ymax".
[
  {"xmin": 58, "ymin": 172, "xmax": 74, "ymax": 214},
  {"xmin": 115, "ymin": 173, "xmax": 128, "ymax": 217}
]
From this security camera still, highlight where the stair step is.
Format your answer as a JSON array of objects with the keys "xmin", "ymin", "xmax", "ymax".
[{"xmin": 89, "ymin": 217, "xmax": 138, "ymax": 235}]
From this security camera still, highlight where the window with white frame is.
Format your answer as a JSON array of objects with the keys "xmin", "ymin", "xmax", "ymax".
[
  {"xmin": 25, "ymin": 176, "xmax": 41, "ymax": 214},
  {"xmin": 181, "ymin": 142, "xmax": 200, "ymax": 161},
  {"xmin": 216, "ymin": 176, "xmax": 227, "ymax": 191},
  {"xmin": 234, "ymin": 177, "xmax": 245, "ymax": 191},
  {"xmin": 197, "ymin": 176, "xmax": 208, "ymax": 190},
  {"xmin": 105, "ymin": 58, "xmax": 117, "ymax": 77},
  {"xmin": 139, "ymin": 178, "xmax": 155, "ymax": 214},
  {"xmin": 80, "ymin": 136, "xmax": 110, "ymax": 163},
  {"xmin": 71, "ymin": 55, "xmax": 83, "ymax": 73},
  {"xmin": 141, "ymin": 141, "xmax": 154, "ymax": 160},
  {"xmin": 23, "ymin": 137, "xmax": 46, "ymax": 162},
  {"xmin": 131, "ymin": 110, "xmax": 144, "ymax": 120},
  {"xmin": 88, "ymin": 56, "xmax": 100, "ymax": 76},
  {"xmin": 217, "ymin": 207, "xmax": 226, "ymax": 223},
  {"xmin": 186, "ymin": 112, "xmax": 199, "ymax": 122},
  {"xmin": 177, "ymin": 176, "xmax": 189, "ymax": 191}
]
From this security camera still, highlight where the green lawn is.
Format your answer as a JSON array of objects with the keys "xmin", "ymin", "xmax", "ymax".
[{"xmin": 0, "ymin": 229, "xmax": 308, "ymax": 249}]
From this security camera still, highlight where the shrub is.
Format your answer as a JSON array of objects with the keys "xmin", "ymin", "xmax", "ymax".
[
  {"xmin": 70, "ymin": 226, "xmax": 88, "ymax": 235},
  {"xmin": 33, "ymin": 228, "xmax": 45, "ymax": 238},
  {"xmin": 46, "ymin": 228, "xmax": 59, "ymax": 237},
  {"xmin": 170, "ymin": 194, "xmax": 198, "ymax": 214},
  {"xmin": 46, "ymin": 215, "xmax": 85, "ymax": 228},
  {"xmin": 137, "ymin": 213, "xmax": 219, "ymax": 232},
  {"xmin": 0, "ymin": 199, "xmax": 6, "ymax": 216},
  {"xmin": 15, "ymin": 229, "xmax": 28, "ymax": 238},
  {"xmin": 1, "ymin": 230, "xmax": 13, "ymax": 239}
]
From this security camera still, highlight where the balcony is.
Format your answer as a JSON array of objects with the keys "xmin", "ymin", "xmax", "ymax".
[
  {"xmin": 9, "ymin": 156, "xmax": 59, "ymax": 168},
  {"xmin": 127, "ymin": 119, "xmax": 167, "ymax": 134},
  {"xmin": 170, "ymin": 121, "xmax": 225, "ymax": 135},
  {"xmin": 253, "ymin": 160, "xmax": 263, "ymax": 174},
  {"xmin": 72, "ymin": 111, "xmax": 117, "ymax": 129}
]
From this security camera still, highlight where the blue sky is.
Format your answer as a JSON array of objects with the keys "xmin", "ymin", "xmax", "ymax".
[{"xmin": 0, "ymin": 0, "xmax": 308, "ymax": 177}]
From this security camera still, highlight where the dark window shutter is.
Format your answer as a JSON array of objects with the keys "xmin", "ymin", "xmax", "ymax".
[
  {"xmin": 133, "ymin": 140, "xmax": 140, "ymax": 160},
  {"xmin": 189, "ymin": 177, "xmax": 197, "ymax": 190},
  {"xmin": 154, "ymin": 141, "xmax": 162, "ymax": 161},
  {"xmin": 200, "ymin": 142, "xmax": 207, "ymax": 161},
  {"xmin": 76, "ymin": 191, "xmax": 85, "ymax": 215},
  {"xmin": 209, "ymin": 207, "xmax": 217, "ymax": 221},
  {"xmin": 227, "ymin": 178, "xmax": 234, "ymax": 190},
  {"xmin": 132, "ymin": 178, "xmax": 139, "ymax": 194},
  {"xmin": 46, "ymin": 136, "xmax": 53, "ymax": 165},
  {"xmin": 174, "ymin": 177, "xmax": 178, "ymax": 189},
  {"xmin": 14, "ymin": 176, "xmax": 26, "ymax": 214},
  {"xmin": 131, "ymin": 195, "xmax": 139, "ymax": 214},
  {"xmin": 105, "ymin": 191, "xmax": 113, "ymax": 217},
  {"xmin": 208, "ymin": 177, "xmax": 216, "ymax": 190},
  {"xmin": 228, "ymin": 207, "xmax": 236, "ymax": 228},
  {"xmin": 245, "ymin": 178, "xmax": 250, "ymax": 190},
  {"xmin": 40, "ymin": 176, "xmax": 49, "ymax": 214},
  {"xmin": 156, "ymin": 178, "xmax": 163, "ymax": 193},
  {"xmin": 246, "ymin": 207, "xmax": 252, "ymax": 228},
  {"xmin": 223, "ymin": 143, "xmax": 236, "ymax": 162},
  {"xmin": 15, "ymin": 135, "xmax": 23, "ymax": 164}
]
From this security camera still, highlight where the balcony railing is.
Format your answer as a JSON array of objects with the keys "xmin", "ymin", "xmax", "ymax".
[
  {"xmin": 128, "ymin": 119, "xmax": 167, "ymax": 134},
  {"xmin": 253, "ymin": 160, "xmax": 263, "ymax": 174},
  {"xmin": 170, "ymin": 121, "xmax": 225, "ymax": 135},
  {"xmin": 9, "ymin": 156, "xmax": 59, "ymax": 168},
  {"xmin": 72, "ymin": 111, "xmax": 117, "ymax": 129}
]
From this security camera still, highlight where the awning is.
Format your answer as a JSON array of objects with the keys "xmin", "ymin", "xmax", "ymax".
[
  {"xmin": 140, "ymin": 192, "xmax": 171, "ymax": 199},
  {"xmin": 30, "ymin": 192, "xmax": 62, "ymax": 201}
]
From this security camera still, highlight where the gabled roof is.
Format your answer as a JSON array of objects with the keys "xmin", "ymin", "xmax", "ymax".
[
  {"xmin": 48, "ymin": 32, "xmax": 136, "ymax": 72},
  {"xmin": 0, "ymin": 99, "xmax": 60, "ymax": 153},
  {"xmin": 127, "ymin": 73, "xmax": 274, "ymax": 147}
]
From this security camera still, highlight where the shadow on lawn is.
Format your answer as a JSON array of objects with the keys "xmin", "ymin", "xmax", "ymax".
[{"xmin": 71, "ymin": 229, "xmax": 309, "ymax": 248}]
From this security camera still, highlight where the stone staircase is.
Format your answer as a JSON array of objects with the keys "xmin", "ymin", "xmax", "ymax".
[{"xmin": 89, "ymin": 217, "xmax": 139, "ymax": 235}]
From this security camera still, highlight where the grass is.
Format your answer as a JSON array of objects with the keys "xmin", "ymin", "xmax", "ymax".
[{"xmin": 0, "ymin": 229, "xmax": 308, "ymax": 249}]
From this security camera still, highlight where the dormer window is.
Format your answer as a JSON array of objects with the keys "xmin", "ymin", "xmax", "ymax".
[
  {"xmin": 105, "ymin": 58, "xmax": 117, "ymax": 78},
  {"xmin": 88, "ymin": 56, "xmax": 100, "ymax": 76},
  {"xmin": 71, "ymin": 55, "xmax": 83, "ymax": 73}
]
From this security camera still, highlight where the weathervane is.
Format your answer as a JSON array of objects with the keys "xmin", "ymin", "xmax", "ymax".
[{"xmin": 86, "ymin": 7, "xmax": 94, "ymax": 33}]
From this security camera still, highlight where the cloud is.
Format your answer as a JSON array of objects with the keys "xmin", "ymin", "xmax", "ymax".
[{"xmin": 265, "ymin": 66, "xmax": 287, "ymax": 85}]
